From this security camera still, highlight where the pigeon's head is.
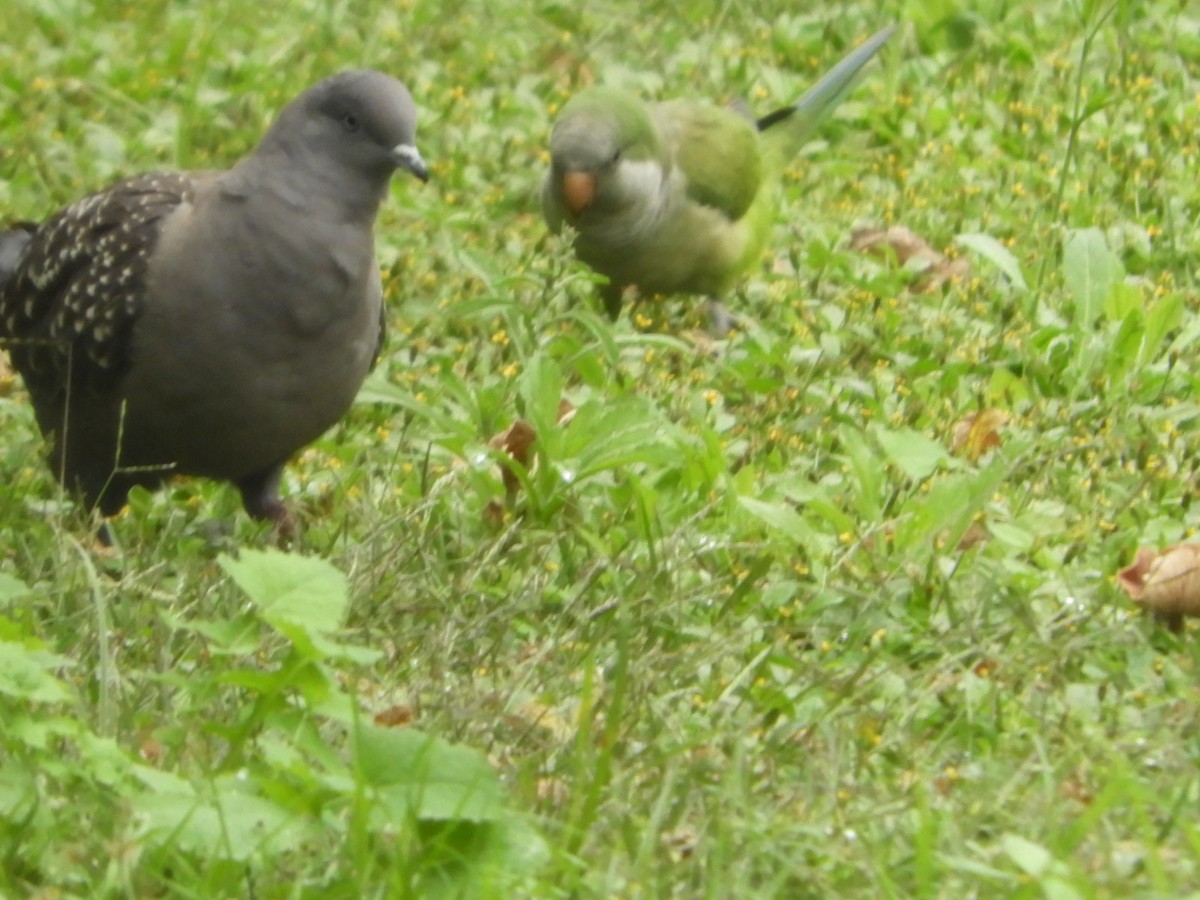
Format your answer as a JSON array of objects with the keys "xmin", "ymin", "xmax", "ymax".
[
  {"xmin": 266, "ymin": 70, "xmax": 428, "ymax": 185},
  {"xmin": 546, "ymin": 87, "xmax": 663, "ymax": 220}
]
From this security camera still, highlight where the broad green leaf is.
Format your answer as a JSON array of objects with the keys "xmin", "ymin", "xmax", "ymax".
[
  {"xmin": 0, "ymin": 765, "xmax": 38, "ymax": 822},
  {"xmin": 738, "ymin": 496, "xmax": 815, "ymax": 544},
  {"xmin": 1042, "ymin": 878, "xmax": 1086, "ymax": 900},
  {"xmin": 1062, "ymin": 227, "xmax": 1122, "ymax": 328},
  {"xmin": 778, "ymin": 478, "xmax": 856, "ymax": 535},
  {"xmin": 565, "ymin": 398, "xmax": 686, "ymax": 479},
  {"xmin": 873, "ymin": 426, "xmax": 951, "ymax": 482},
  {"xmin": 76, "ymin": 732, "xmax": 135, "ymax": 788},
  {"xmin": 220, "ymin": 549, "xmax": 348, "ymax": 637},
  {"xmin": 940, "ymin": 854, "xmax": 1019, "ymax": 880},
  {"xmin": 1169, "ymin": 315, "xmax": 1200, "ymax": 356},
  {"xmin": 0, "ymin": 642, "xmax": 72, "ymax": 703},
  {"xmin": 1000, "ymin": 833, "xmax": 1053, "ymax": 878},
  {"xmin": 986, "ymin": 367, "xmax": 1031, "ymax": 406},
  {"xmin": 305, "ymin": 632, "xmax": 383, "ymax": 666},
  {"xmin": 8, "ymin": 715, "xmax": 82, "ymax": 753},
  {"xmin": 956, "ymin": 232, "xmax": 1027, "ymax": 290},
  {"xmin": 519, "ymin": 352, "xmax": 565, "ymax": 438},
  {"xmin": 355, "ymin": 372, "xmax": 468, "ymax": 436},
  {"xmin": 1103, "ymin": 308, "xmax": 1143, "ymax": 384},
  {"xmin": 1142, "ymin": 292, "xmax": 1184, "ymax": 363},
  {"xmin": 0, "ymin": 573, "xmax": 31, "ymax": 605},
  {"xmin": 1064, "ymin": 682, "xmax": 1101, "ymax": 723},
  {"xmin": 891, "ymin": 439, "xmax": 1029, "ymax": 553},
  {"xmin": 134, "ymin": 784, "xmax": 311, "ymax": 861},
  {"xmin": 170, "ymin": 614, "xmax": 261, "ymax": 655},
  {"xmin": 987, "ymin": 520, "xmax": 1036, "ymax": 552},
  {"xmin": 450, "ymin": 245, "xmax": 503, "ymax": 292},
  {"xmin": 1102, "ymin": 279, "xmax": 1140, "ymax": 322},
  {"xmin": 840, "ymin": 425, "xmax": 886, "ymax": 521},
  {"xmin": 356, "ymin": 725, "xmax": 504, "ymax": 823}
]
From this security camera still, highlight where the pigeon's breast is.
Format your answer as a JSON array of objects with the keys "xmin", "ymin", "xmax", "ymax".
[{"xmin": 121, "ymin": 193, "xmax": 382, "ymax": 478}]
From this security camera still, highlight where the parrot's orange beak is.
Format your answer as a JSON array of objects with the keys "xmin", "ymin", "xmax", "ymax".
[{"xmin": 562, "ymin": 170, "xmax": 596, "ymax": 217}]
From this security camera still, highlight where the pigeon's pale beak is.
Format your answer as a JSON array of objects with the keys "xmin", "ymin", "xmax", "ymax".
[
  {"xmin": 391, "ymin": 143, "xmax": 429, "ymax": 182},
  {"xmin": 562, "ymin": 170, "xmax": 596, "ymax": 217}
]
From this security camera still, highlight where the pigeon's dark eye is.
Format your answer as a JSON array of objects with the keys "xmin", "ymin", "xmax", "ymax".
[{"xmin": 342, "ymin": 113, "xmax": 361, "ymax": 132}]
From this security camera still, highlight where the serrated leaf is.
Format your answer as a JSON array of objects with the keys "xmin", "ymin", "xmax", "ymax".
[
  {"xmin": 566, "ymin": 398, "xmax": 685, "ymax": 479},
  {"xmin": 0, "ymin": 642, "xmax": 72, "ymax": 703},
  {"xmin": 76, "ymin": 732, "xmax": 135, "ymax": 788},
  {"xmin": 220, "ymin": 549, "xmax": 348, "ymax": 637},
  {"xmin": 172, "ymin": 614, "xmax": 261, "ymax": 655}
]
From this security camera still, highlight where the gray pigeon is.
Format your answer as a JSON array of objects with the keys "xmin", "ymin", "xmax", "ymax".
[{"xmin": 0, "ymin": 70, "xmax": 428, "ymax": 534}]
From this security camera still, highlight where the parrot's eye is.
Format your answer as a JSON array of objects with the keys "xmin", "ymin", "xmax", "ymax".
[{"xmin": 342, "ymin": 113, "xmax": 361, "ymax": 132}]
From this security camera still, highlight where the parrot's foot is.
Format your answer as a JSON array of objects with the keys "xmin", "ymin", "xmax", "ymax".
[
  {"xmin": 601, "ymin": 283, "xmax": 645, "ymax": 321},
  {"xmin": 601, "ymin": 283, "xmax": 625, "ymax": 320},
  {"xmin": 705, "ymin": 299, "xmax": 738, "ymax": 337}
]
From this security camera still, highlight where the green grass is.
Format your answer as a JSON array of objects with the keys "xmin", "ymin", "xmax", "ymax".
[{"xmin": 4, "ymin": 0, "xmax": 1200, "ymax": 895}]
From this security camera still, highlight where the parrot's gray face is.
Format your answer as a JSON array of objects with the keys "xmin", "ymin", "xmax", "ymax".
[
  {"xmin": 548, "ymin": 116, "xmax": 625, "ymax": 218},
  {"xmin": 548, "ymin": 119, "xmax": 667, "ymax": 230}
]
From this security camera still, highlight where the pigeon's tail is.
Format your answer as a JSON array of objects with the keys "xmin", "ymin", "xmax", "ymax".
[
  {"xmin": 0, "ymin": 223, "xmax": 36, "ymax": 289},
  {"xmin": 757, "ymin": 24, "xmax": 896, "ymax": 166}
]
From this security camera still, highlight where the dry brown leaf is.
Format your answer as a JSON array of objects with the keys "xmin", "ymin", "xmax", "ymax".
[
  {"xmin": 373, "ymin": 704, "xmax": 415, "ymax": 728},
  {"xmin": 92, "ymin": 532, "xmax": 122, "ymax": 559},
  {"xmin": 487, "ymin": 399, "xmax": 577, "ymax": 497},
  {"xmin": 951, "ymin": 409, "xmax": 1009, "ymax": 461},
  {"xmin": 972, "ymin": 657, "xmax": 999, "ymax": 678},
  {"xmin": 849, "ymin": 225, "xmax": 971, "ymax": 294},
  {"xmin": 1117, "ymin": 543, "xmax": 1200, "ymax": 631},
  {"xmin": 483, "ymin": 499, "xmax": 506, "ymax": 528},
  {"xmin": 661, "ymin": 826, "xmax": 699, "ymax": 862},
  {"xmin": 957, "ymin": 520, "xmax": 990, "ymax": 551},
  {"xmin": 490, "ymin": 419, "xmax": 537, "ymax": 494},
  {"xmin": 850, "ymin": 225, "xmax": 943, "ymax": 266},
  {"xmin": 139, "ymin": 736, "xmax": 164, "ymax": 765},
  {"xmin": 507, "ymin": 700, "xmax": 574, "ymax": 741},
  {"xmin": 933, "ymin": 774, "xmax": 957, "ymax": 796},
  {"xmin": 1060, "ymin": 774, "xmax": 1093, "ymax": 806},
  {"xmin": 912, "ymin": 257, "xmax": 971, "ymax": 294},
  {"xmin": 680, "ymin": 328, "xmax": 718, "ymax": 356},
  {"xmin": 536, "ymin": 777, "xmax": 570, "ymax": 805}
]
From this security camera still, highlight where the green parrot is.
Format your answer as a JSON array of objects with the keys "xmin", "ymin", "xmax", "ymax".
[{"xmin": 542, "ymin": 25, "xmax": 895, "ymax": 325}]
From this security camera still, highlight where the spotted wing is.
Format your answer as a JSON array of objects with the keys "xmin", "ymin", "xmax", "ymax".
[{"xmin": 0, "ymin": 172, "xmax": 191, "ymax": 397}]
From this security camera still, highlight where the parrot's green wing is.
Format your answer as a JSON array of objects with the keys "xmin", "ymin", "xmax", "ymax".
[{"xmin": 655, "ymin": 100, "xmax": 764, "ymax": 222}]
